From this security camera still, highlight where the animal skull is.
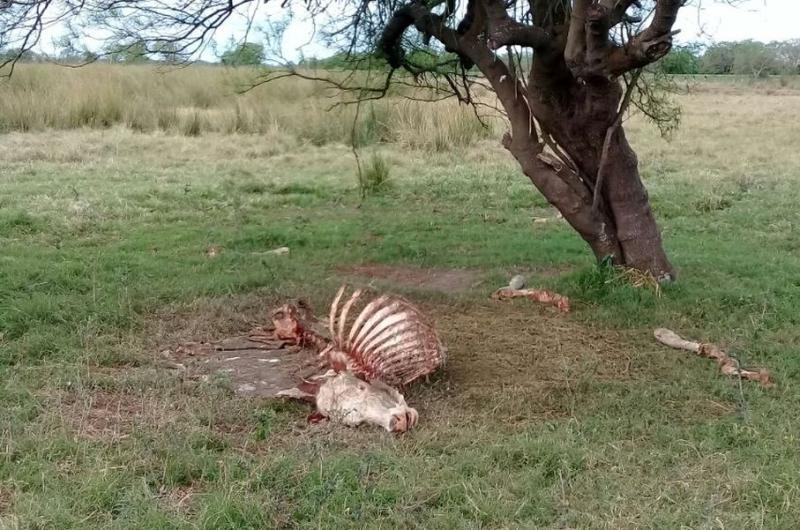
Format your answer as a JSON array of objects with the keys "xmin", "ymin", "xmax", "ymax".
[{"xmin": 316, "ymin": 372, "xmax": 418, "ymax": 433}]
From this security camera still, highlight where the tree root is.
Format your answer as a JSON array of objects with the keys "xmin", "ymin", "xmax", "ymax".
[{"xmin": 654, "ymin": 328, "xmax": 773, "ymax": 388}]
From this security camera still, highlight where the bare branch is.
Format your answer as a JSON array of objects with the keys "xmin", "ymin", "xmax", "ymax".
[
  {"xmin": 607, "ymin": 0, "xmax": 683, "ymax": 75},
  {"xmin": 483, "ymin": 0, "xmax": 550, "ymax": 50}
]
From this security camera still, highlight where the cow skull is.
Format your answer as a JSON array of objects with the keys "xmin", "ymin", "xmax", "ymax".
[{"xmin": 279, "ymin": 371, "xmax": 418, "ymax": 433}]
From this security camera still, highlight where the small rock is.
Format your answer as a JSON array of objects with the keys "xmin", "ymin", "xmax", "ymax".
[{"xmin": 509, "ymin": 274, "xmax": 527, "ymax": 290}]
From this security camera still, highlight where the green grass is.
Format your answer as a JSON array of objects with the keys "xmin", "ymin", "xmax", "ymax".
[{"xmin": 2, "ymin": 86, "xmax": 800, "ymax": 528}]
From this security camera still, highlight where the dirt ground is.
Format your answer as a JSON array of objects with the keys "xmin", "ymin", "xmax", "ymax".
[
  {"xmin": 161, "ymin": 336, "xmax": 316, "ymax": 398},
  {"xmin": 62, "ymin": 267, "xmax": 637, "ymax": 439},
  {"xmin": 148, "ymin": 284, "xmax": 632, "ymax": 427},
  {"xmin": 342, "ymin": 264, "xmax": 482, "ymax": 292}
]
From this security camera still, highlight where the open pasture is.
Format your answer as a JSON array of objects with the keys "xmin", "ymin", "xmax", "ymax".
[{"xmin": 2, "ymin": 67, "xmax": 800, "ymax": 528}]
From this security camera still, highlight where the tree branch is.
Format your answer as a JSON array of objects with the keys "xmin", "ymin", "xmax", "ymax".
[
  {"xmin": 564, "ymin": 0, "xmax": 589, "ymax": 67},
  {"xmin": 607, "ymin": 0, "xmax": 683, "ymax": 76},
  {"xmin": 483, "ymin": 0, "xmax": 550, "ymax": 50},
  {"xmin": 378, "ymin": 2, "xmax": 467, "ymax": 68}
]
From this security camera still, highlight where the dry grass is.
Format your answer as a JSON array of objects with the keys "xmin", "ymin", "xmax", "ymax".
[{"xmin": 0, "ymin": 64, "xmax": 497, "ymax": 148}]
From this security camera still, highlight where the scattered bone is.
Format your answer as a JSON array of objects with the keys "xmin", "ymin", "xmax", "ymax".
[
  {"xmin": 252, "ymin": 246, "xmax": 290, "ymax": 256},
  {"xmin": 276, "ymin": 387, "xmax": 315, "ymax": 401},
  {"xmin": 532, "ymin": 212, "xmax": 563, "ymax": 224},
  {"xmin": 654, "ymin": 328, "xmax": 773, "ymax": 388},
  {"xmin": 224, "ymin": 356, "xmax": 240, "ymax": 361},
  {"xmin": 205, "ymin": 245, "xmax": 221, "ymax": 258},
  {"xmin": 493, "ymin": 287, "xmax": 570, "ymax": 313}
]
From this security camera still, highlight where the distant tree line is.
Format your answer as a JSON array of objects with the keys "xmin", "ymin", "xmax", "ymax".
[
  {"xmin": 0, "ymin": 40, "xmax": 267, "ymax": 67},
  {"xmin": 659, "ymin": 40, "xmax": 800, "ymax": 77},
  {"xmin": 2, "ymin": 38, "xmax": 799, "ymax": 77}
]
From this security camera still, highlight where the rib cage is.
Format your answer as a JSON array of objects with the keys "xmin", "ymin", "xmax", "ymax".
[{"xmin": 326, "ymin": 285, "xmax": 445, "ymax": 387}]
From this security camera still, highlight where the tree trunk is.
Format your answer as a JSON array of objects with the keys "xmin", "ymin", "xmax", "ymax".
[
  {"xmin": 598, "ymin": 128, "xmax": 674, "ymax": 281},
  {"xmin": 502, "ymin": 98, "xmax": 675, "ymax": 281}
]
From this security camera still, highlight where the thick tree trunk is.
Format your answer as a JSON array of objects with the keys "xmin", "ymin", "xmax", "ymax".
[
  {"xmin": 503, "ymin": 110, "xmax": 675, "ymax": 281},
  {"xmin": 599, "ymin": 128, "xmax": 674, "ymax": 281}
]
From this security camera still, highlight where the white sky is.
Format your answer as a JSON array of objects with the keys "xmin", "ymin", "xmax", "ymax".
[
  {"xmin": 38, "ymin": 0, "xmax": 799, "ymax": 61},
  {"xmin": 674, "ymin": 0, "xmax": 799, "ymax": 43},
  {"xmin": 267, "ymin": 0, "xmax": 800, "ymax": 61}
]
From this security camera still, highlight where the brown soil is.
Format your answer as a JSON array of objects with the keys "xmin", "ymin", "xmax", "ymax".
[
  {"xmin": 152, "ymin": 294, "xmax": 633, "ymax": 427},
  {"xmin": 163, "ymin": 335, "xmax": 319, "ymax": 398},
  {"xmin": 343, "ymin": 264, "xmax": 482, "ymax": 292},
  {"xmin": 411, "ymin": 299, "xmax": 632, "ymax": 423},
  {"xmin": 63, "ymin": 390, "xmax": 148, "ymax": 440}
]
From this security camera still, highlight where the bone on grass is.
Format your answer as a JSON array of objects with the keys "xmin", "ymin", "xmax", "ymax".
[
  {"xmin": 269, "ymin": 285, "xmax": 445, "ymax": 432},
  {"xmin": 492, "ymin": 287, "xmax": 571, "ymax": 313},
  {"xmin": 654, "ymin": 328, "xmax": 773, "ymax": 388}
]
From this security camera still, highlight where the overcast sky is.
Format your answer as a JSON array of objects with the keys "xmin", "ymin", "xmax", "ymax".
[
  {"xmin": 674, "ymin": 0, "xmax": 798, "ymax": 43},
  {"xmin": 37, "ymin": 0, "xmax": 798, "ymax": 60},
  {"xmin": 252, "ymin": 0, "xmax": 799, "ymax": 61}
]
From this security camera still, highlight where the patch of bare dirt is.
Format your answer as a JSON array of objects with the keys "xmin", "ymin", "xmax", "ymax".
[
  {"xmin": 158, "ymin": 485, "xmax": 196, "ymax": 514},
  {"xmin": 153, "ymin": 294, "xmax": 634, "ymax": 429},
  {"xmin": 0, "ymin": 485, "xmax": 12, "ymax": 514},
  {"xmin": 438, "ymin": 301, "xmax": 629, "ymax": 386},
  {"xmin": 63, "ymin": 391, "xmax": 147, "ymax": 440},
  {"xmin": 162, "ymin": 336, "xmax": 318, "ymax": 398},
  {"xmin": 504, "ymin": 263, "xmax": 575, "ymax": 279},
  {"xmin": 406, "ymin": 300, "xmax": 633, "ymax": 424},
  {"xmin": 343, "ymin": 264, "xmax": 482, "ymax": 292}
]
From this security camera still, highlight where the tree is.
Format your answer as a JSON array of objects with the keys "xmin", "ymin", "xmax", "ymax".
[
  {"xmin": 700, "ymin": 42, "xmax": 736, "ymax": 74},
  {"xmin": 2, "ymin": 1, "xmax": 722, "ymax": 279},
  {"xmin": 373, "ymin": 0, "xmax": 683, "ymax": 279},
  {"xmin": 731, "ymin": 40, "xmax": 776, "ymax": 78},
  {"xmin": 774, "ymin": 39, "xmax": 800, "ymax": 74},
  {"xmin": 220, "ymin": 41, "xmax": 266, "ymax": 66},
  {"xmin": 107, "ymin": 41, "xmax": 151, "ymax": 64},
  {"xmin": 659, "ymin": 45, "xmax": 700, "ymax": 74}
]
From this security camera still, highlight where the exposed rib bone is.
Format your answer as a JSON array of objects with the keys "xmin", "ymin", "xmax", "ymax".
[
  {"xmin": 267, "ymin": 286, "xmax": 444, "ymax": 389},
  {"xmin": 329, "ymin": 285, "xmax": 346, "ymax": 339},
  {"xmin": 337, "ymin": 289, "xmax": 364, "ymax": 345},
  {"xmin": 346, "ymin": 295, "xmax": 391, "ymax": 350},
  {"xmin": 350, "ymin": 301, "xmax": 403, "ymax": 353},
  {"xmin": 328, "ymin": 286, "xmax": 445, "ymax": 387}
]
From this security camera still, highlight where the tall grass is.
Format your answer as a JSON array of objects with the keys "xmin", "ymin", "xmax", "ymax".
[{"xmin": 0, "ymin": 64, "xmax": 497, "ymax": 149}]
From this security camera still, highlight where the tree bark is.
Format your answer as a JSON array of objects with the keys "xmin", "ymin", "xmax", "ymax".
[
  {"xmin": 501, "ymin": 84, "xmax": 675, "ymax": 281},
  {"xmin": 600, "ymin": 128, "xmax": 674, "ymax": 281}
]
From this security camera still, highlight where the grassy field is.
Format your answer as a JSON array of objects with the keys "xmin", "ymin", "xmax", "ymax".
[{"xmin": 2, "ymin": 68, "xmax": 800, "ymax": 528}]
